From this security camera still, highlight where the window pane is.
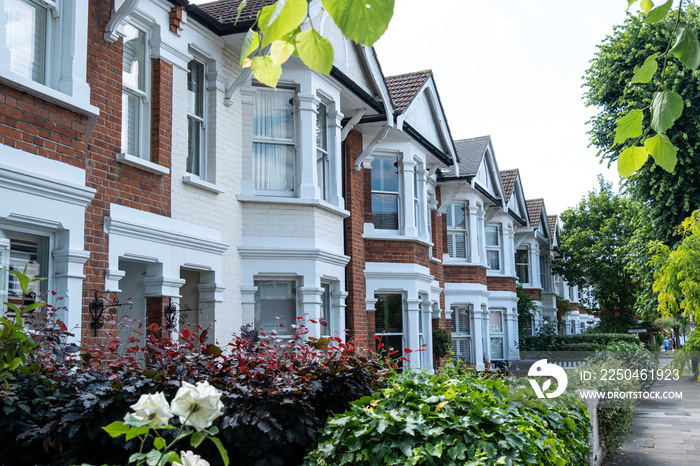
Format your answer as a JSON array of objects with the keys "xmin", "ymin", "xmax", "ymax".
[
  {"xmin": 317, "ymin": 153, "xmax": 326, "ymax": 200},
  {"xmin": 316, "ymin": 103, "xmax": 327, "ymax": 151},
  {"xmin": 448, "ymin": 232, "xmax": 466, "ymax": 258},
  {"xmin": 122, "ymin": 24, "xmax": 145, "ymax": 91},
  {"xmin": 487, "ymin": 250, "xmax": 500, "ymax": 271},
  {"xmin": 7, "ymin": 233, "xmax": 49, "ymax": 306},
  {"xmin": 253, "ymin": 90, "xmax": 294, "ymax": 140},
  {"xmin": 371, "ymin": 156, "xmax": 399, "ymax": 193},
  {"xmin": 447, "ymin": 203, "xmax": 465, "ymax": 229},
  {"xmin": 516, "ymin": 249, "xmax": 529, "ymax": 264},
  {"xmin": 254, "ymin": 280, "xmax": 296, "ymax": 334},
  {"xmin": 375, "ymin": 294, "xmax": 402, "ymax": 334},
  {"xmin": 452, "ymin": 338, "xmax": 471, "ymax": 362},
  {"xmin": 6, "ymin": 0, "xmax": 46, "ymax": 84},
  {"xmin": 372, "ymin": 193, "xmax": 398, "ymax": 230},
  {"xmin": 517, "ymin": 264, "xmax": 529, "ymax": 284},
  {"xmin": 485, "ymin": 225, "xmax": 499, "ymax": 246},
  {"xmin": 489, "ymin": 310, "xmax": 503, "ymax": 333},
  {"xmin": 187, "ymin": 117, "xmax": 201, "ymax": 175},
  {"xmin": 253, "ymin": 143, "xmax": 295, "ymax": 191},
  {"xmin": 490, "ymin": 337, "xmax": 504, "ymax": 359},
  {"xmin": 187, "ymin": 61, "xmax": 204, "ymax": 117},
  {"xmin": 320, "ymin": 283, "xmax": 331, "ymax": 335},
  {"xmin": 121, "ymin": 91, "xmax": 141, "ymax": 156}
]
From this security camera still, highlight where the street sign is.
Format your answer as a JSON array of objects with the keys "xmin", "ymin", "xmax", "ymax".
[{"xmin": 627, "ymin": 329, "xmax": 647, "ymax": 333}]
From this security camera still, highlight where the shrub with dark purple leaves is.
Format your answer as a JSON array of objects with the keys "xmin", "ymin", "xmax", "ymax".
[{"xmin": 0, "ymin": 313, "xmax": 393, "ymax": 466}]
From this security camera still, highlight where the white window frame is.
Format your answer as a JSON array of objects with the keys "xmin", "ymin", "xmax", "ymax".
[
  {"xmin": 485, "ymin": 224, "xmax": 501, "ymax": 271},
  {"xmin": 1, "ymin": 229, "xmax": 52, "ymax": 315},
  {"xmin": 320, "ymin": 281, "xmax": 332, "ymax": 337},
  {"xmin": 315, "ymin": 100, "xmax": 329, "ymax": 201},
  {"xmin": 446, "ymin": 202, "xmax": 468, "ymax": 259},
  {"xmin": 371, "ymin": 155, "xmax": 401, "ymax": 231},
  {"xmin": 253, "ymin": 279, "xmax": 298, "ymax": 337},
  {"xmin": 451, "ymin": 305, "xmax": 472, "ymax": 363},
  {"xmin": 539, "ymin": 254, "xmax": 551, "ymax": 291},
  {"xmin": 374, "ymin": 293, "xmax": 405, "ymax": 365},
  {"xmin": 489, "ymin": 309, "xmax": 505, "ymax": 360},
  {"xmin": 516, "ymin": 247, "xmax": 530, "ymax": 284},
  {"xmin": 186, "ymin": 58, "xmax": 207, "ymax": 179},
  {"xmin": 120, "ymin": 22, "xmax": 150, "ymax": 161},
  {"xmin": 252, "ymin": 86, "xmax": 296, "ymax": 196}
]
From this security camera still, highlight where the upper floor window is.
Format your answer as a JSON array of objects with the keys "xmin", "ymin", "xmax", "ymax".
[
  {"xmin": 485, "ymin": 224, "xmax": 501, "ymax": 271},
  {"xmin": 539, "ymin": 254, "xmax": 551, "ymax": 291},
  {"xmin": 316, "ymin": 102, "xmax": 329, "ymax": 201},
  {"xmin": 371, "ymin": 155, "xmax": 399, "ymax": 230},
  {"xmin": 253, "ymin": 88, "xmax": 295, "ymax": 193},
  {"xmin": 4, "ymin": 0, "xmax": 48, "ymax": 84},
  {"xmin": 446, "ymin": 202, "xmax": 467, "ymax": 259},
  {"xmin": 516, "ymin": 248, "xmax": 530, "ymax": 284},
  {"xmin": 121, "ymin": 24, "xmax": 150, "ymax": 160},
  {"xmin": 413, "ymin": 168, "xmax": 421, "ymax": 230},
  {"xmin": 187, "ymin": 60, "xmax": 206, "ymax": 178}
]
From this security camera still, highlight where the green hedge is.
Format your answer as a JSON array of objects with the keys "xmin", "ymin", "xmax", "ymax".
[
  {"xmin": 521, "ymin": 333, "xmax": 640, "ymax": 351},
  {"xmin": 304, "ymin": 371, "xmax": 591, "ymax": 465}
]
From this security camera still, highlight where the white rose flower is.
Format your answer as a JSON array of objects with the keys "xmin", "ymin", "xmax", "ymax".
[
  {"xmin": 170, "ymin": 381, "xmax": 224, "ymax": 431},
  {"xmin": 129, "ymin": 392, "xmax": 172, "ymax": 427},
  {"xmin": 174, "ymin": 450, "xmax": 210, "ymax": 466}
]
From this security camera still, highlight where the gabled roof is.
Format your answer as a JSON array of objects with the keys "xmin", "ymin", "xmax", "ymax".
[
  {"xmin": 385, "ymin": 70, "xmax": 432, "ymax": 114},
  {"xmin": 439, "ymin": 136, "xmax": 490, "ymax": 178},
  {"xmin": 198, "ymin": 0, "xmax": 273, "ymax": 25},
  {"xmin": 526, "ymin": 199, "xmax": 544, "ymax": 228},
  {"xmin": 500, "ymin": 169, "xmax": 518, "ymax": 203}
]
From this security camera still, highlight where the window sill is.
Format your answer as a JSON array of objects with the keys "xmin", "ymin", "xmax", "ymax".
[
  {"xmin": 237, "ymin": 195, "xmax": 350, "ymax": 217},
  {"xmin": 362, "ymin": 229, "xmax": 433, "ymax": 247},
  {"xmin": 430, "ymin": 256, "xmax": 442, "ymax": 264},
  {"xmin": 0, "ymin": 69, "xmax": 98, "ymax": 118},
  {"xmin": 117, "ymin": 153, "xmax": 169, "ymax": 175},
  {"xmin": 183, "ymin": 175, "xmax": 225, "ymax": 194}
]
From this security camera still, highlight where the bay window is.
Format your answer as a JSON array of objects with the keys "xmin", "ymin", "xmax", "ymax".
[
  {"xmin": 253, "ymin": 88, "xmax": 295, "ymax": 193},
  {"xmin": 446, "ymin": 202, "xmax": 467, "ymax": 259},
  {"xmin": 371, "ymin": 155, "xmax": 399, "ymax": 230},
  {"xmin": 486, "ymin": 224, "xmax": 501, "ymax": 271},
  {"xmin": 254, "ymin": 280, "xmax": 297, "ymax": 335},
  {"xmin": 187, "ymin": 60, "xmax": 206, "ymax": 178},
  {"xmin": 121, "ymin": 23, "xmax": 150, "ymax": 159},
  {"xmin": 516, "ymin": 248, "xmax": 530, "ymax": 284}
]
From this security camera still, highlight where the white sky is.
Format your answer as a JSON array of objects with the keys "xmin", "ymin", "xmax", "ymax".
[{"xmin": 374, "ymin": 0, "xmax": 630, "ymax": 216}]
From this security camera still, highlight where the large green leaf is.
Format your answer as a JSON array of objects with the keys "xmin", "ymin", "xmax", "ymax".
[
  {"xmin": 670, "ymin": 27, "xmax": 700, "ymax": 71},
  {"xmin": 295, "ymin": 29, "xmax": 334, "ymax": 74},
  {"xmin": 641, "ymin": 0, "xmax": 654, "ymax": 13},
  {"xmin": 322, "ymin": 0, "xmax": 394, "ymax": 46},
  {"xmin": 650, "ymin": 90, "xmax": 683, "ymax": 134},
  {"xmin": 102, "ymin": 421, "xmax": 130, "ymax": 438},
  {"xmin": 270, "ymin": 38, "xmax": 296, "ymax": 65},
  {"xmin": 644, "ymin": 133, "xmax": 678, "ymax": 172},
  {"xmin": 257, "ymin": 0, "xmax": 306, "ymax": 48},
  {"xmin": 617, "ymin": 146, "xmax": 649, "ymax": 178},
  {"xmin": 240, "ymin": 30, "xmax": 260, "ymax": 66},
  {"xmin": 250, "ymin": 56, "xmax": 282, "ymax": 88},
  {"xmin": 631, "ymin": 53, "xmax": 659, "ymax": 83},
  {"xmin": 645, "ymin": 0, "xmax": 673, "ymax": 24},
  {"xmin": 614, "ymin": 109, "xmax": 644, "ymax": 145}
]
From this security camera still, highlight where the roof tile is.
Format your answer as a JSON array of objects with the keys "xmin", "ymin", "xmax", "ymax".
[
  {"xmin": 500, "ymin": 169, "xmax": 518, "ymax": 203},
  {"xmin": 198, "ymin": 0, "xmax": 274, "ymax": 25},
  {"xmin": 385, "ymin": 70, "xmax": 432, "ymax": 114}
]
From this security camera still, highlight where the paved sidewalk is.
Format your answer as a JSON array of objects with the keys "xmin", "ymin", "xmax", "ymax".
[{"xmin": 603, "ymin": 355, "xmax": 700, "ymax": 466}]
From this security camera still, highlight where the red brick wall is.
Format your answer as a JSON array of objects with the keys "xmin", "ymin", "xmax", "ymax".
[
  {"xmin": 444, "ymin": 265, "xmax": 488, "ymax": 285},
  {"xmin": 365, "ymin": 240, "xmax": 430, "ymax": 267},
  {"xmin": 487, "ymin": 276, "xmax": 516, "ymax": 293},
  {"xmin": 524, "ymin": 288, "xmax": 542, "ymax": 300}
]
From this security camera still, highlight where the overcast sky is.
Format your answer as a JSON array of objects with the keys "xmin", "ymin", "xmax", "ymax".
[{"xmin": 374, "ymin": 0, "xmax": 630, "ymax": 216}]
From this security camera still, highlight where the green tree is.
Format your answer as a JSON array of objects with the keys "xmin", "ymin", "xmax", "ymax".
[
  {"xmin": 584, "ymin": 4, "xmax": 700, "ymax": 245},
  {"xmin": 516, "ymin": 285, "xmax": 538, "ymax": 339},
  {"xmin": 553, "ymin": 178, "xmax": 640, "ymax": 333}
]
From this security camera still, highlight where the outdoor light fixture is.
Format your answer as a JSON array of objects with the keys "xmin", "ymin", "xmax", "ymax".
[
  {"xmin": 163, "ymin": 298, "xmax": 197, "ymax": 330},
  {"xmin": 88, "ymin": 291, "xmax": 132, "ymax": 336}
]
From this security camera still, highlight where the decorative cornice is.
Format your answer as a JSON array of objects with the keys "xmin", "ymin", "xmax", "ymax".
[
  {"xmin": 238, "ymin": 248, "xmax": 350, "ymax": 267},
  {"xmin": 0, "ymin": 164, "xmax": 95, "ymax": 207}
]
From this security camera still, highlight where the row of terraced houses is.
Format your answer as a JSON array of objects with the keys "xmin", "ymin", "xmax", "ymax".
[{"xmin": 0, "ymin": 0, "xmax": 598, "ymax": 370}]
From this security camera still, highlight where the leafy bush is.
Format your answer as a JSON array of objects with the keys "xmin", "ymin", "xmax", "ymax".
[
  {"xmin": 1, "ymin": 317, "xmax": 393, "ymax": 466},
  {"xmin": 569, "ymin": 356, "xmax": 640, "ymax": 453},
  {"xmin": 521, "ymin": 333, "xmax": 640, "ymax": 351},
  {"xmin": 432, "ymin": 328, "xmax": 451, "ymax": 359},
  {"xmin": 564, "ymin": 343, "xmax": 601, "ymax": 352},
  {"xmin": 304, "ymin": 371, "xmax": 591, "ymax": 465},
  {"xmin": 586, "ymin": 341, "xmax": 659, "ymax": 390}
]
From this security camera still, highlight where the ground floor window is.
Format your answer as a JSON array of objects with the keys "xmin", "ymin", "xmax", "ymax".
[
  {"xmin": 320, "ymin": 282, "xmax": 331, "ymax": 337},
  {"xmin": 2, "ymin": 231, "xmax": 50, "ymax": 312},
  {"xmin": 375, "ymin": 294, "xmax": 403, "ymax": 364},
  {"xmin": 451, "ymin": 305, "xmax": 472, "ymax": 363},
  {"xmin": 254, "ymin": 280, "xmax": 297, "ymax": 336},
  {"xmin": 489, "ymin": 310, "xmax": 504, "ymax": 360}
]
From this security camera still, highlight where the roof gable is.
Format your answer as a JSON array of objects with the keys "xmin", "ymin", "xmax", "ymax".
[{"xmin": 501, "ymin": 169, "xmax": 527, "ymax": 226}]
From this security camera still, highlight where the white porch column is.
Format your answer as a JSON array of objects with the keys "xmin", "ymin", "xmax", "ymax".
[
  {"xmin": 402, "ymin": 158, "xmax": 418, "ymax": 237},
  {"xmin": 505, "ymin": 223, "xmax": 515, "ymax": 277},
  {"xmin": 473, "ymin": 304, "xmax": 486, "ymax": 371},
  {"xmin": 406, "ymin": 298, "xmax": 421, "ymax": 369},
  {"xmin": 240, "ymin": 286, "xmax": 257, "ymax": 328},
  {"xmin": 468, "ymin": 204, "xmax": 479, "ymax": 263},
  {"xmin": 331, "ymin": 290, "xmax": 348, "ymax": 341},
  {"xmin": 328, "ymin": 107, "xmax": 344, "ymax": 207},
  {"xmin": 299, "ymin": 286, "xmax": 324, "ymax": 338},
  {"xmin": 52, "ymin": 248, "xmax": 90, "ymax": 341},
  {"xmin": 506, "ymin": 305, "xmax": 520, "ymax": 360},
  {"xmin": 531, "ymin": 244, "xmax": 541, "ymax": 289},
  {"xmin": 421, "ymin": 295, "xmax": 434, "ymax": 371}
]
